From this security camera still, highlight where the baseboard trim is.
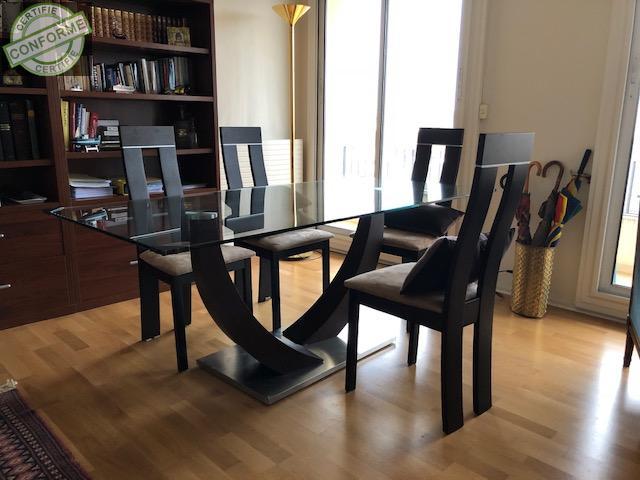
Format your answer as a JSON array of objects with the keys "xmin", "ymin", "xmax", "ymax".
[{"xmin": 496, "ymin": 289, "xmax": 626, "ymax": 324}]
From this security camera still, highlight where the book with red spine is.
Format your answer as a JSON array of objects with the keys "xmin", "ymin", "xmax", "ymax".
[{"xmin": 88, "ymin": 112, "xmax": 99, "ymax": 139}]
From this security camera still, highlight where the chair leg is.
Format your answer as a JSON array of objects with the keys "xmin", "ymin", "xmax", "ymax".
[
  {"xmin": 441, "ymin": 327, "xmax": 464, "ymax": 434},
  {"xmin": 321, "ymin": 242, "xmax": 330, "ymax": 292},
  {"xmin": 138, "ymin": 262, "xmax": 160, "ymax": 341},
  {"xmin": 243, "ymin": 259, "xmax": 253, "ymax": 314},
  {"xmin": 345, "ymin": 292, "xmax": 360, "ymax": 392},
  {"xmin": 170, "ymin": 283, "xmax": 189, "ymax": 372},
  {"xmin": 624, "ymin": 329, "xmax": 634, "ymax": 368},
  {"xmin": 270, "ymin": 258, "xmax": 281, "ymax": 332},
  {"xmin": 407, "ymin": 321, "xmax": 419, "ymax": 365},
  {"xmin": 258, "ymin": 257, "xmax": 272, "ymax": 302},
  {"xmin": 473, "ymin": 319, "xmax": 493, "ymax": 416},
  {"xmin": 182, "ymin": 283, "xmax": 192, "ymax": 326}
]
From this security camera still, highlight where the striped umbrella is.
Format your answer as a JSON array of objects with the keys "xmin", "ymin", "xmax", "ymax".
[{"xmin": 546, "ymin": 150, "xmax": 592, "ymax": 247}]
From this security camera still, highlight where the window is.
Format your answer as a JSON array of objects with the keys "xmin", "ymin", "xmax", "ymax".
[{"xmin": 322, "ymin": 0, "xmax": 465, "ymax": 192}]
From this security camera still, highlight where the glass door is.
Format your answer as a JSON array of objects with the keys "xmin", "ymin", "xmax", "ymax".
[
  {"xmin": 381, "ymin": 0, "xmax": 463, "ymax": 185},
  {"xmin": 323, "ymin": 0, "xmax": 383, "ymax": 181},
  {"xmin": 322, "ymin": 0, "xmax": 465, "ymax": 188},
  {"xmin": 600, "ymin": 4, "xmax": 640, "ymax": 296}
]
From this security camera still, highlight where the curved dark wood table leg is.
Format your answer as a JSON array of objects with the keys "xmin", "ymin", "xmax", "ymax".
[
  {"xmin": 284, "ymin": 213, "xmax": 384, "ymax": 344},
  {"xmin": 190, "ymin": 219, "xmax": 322, "ymax": 374},
  {"xmin": 190, "ymin": 214, "xmax": 388, "ymax": 404}
]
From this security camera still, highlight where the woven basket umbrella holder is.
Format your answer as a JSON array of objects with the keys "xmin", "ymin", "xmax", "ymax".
[{"xmin": 511, "ymin": 242, "xmax": 555, "ymax": 318}]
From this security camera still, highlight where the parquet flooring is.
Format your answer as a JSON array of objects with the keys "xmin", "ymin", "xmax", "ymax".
[{"xmin": 1, "ymin": 254, "xmax": 639, "ymax": 479}]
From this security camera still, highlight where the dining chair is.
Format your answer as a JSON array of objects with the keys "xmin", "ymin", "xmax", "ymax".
[
  {"xmin": 381, "ymin": 128, "xmax": 465, "ymax": 262},
  {"xmin": 219, "ymin": 127, "xmax": 334, "ymax": 331},
  {"xmin": 344, "ymin": 132, "xmax": 533, "ymax": 434},
  {"xmin": 120, "ymin": 126, "xmax": 255, "ymax": 372}
]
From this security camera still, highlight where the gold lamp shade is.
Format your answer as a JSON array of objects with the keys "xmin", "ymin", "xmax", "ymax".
[{"xmin": 272, "ymin": 4, "xmax": 311, "ymax": 26}]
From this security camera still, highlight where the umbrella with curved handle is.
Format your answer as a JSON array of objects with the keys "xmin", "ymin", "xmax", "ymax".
[
  {"xmin": 516, "ymin": 161, "xmax": 543, "ymax": 244},
  {"xmin": 546, "ymin": 149, "xmax": 592, "ymax": 247},
  {"xmin": 531, "ymin": 160, "xmax": 565, "ymax": 246}
]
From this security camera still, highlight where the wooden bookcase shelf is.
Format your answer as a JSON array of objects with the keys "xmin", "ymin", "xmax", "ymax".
[
  {"xmin": 61, "ymin": 91, "xmax": 215, "ymax": 102},
  {"xmin": 67, "ymin": 148, "xmax": 213, "ymax": 160},
  {"xmin": 0, "ymin": 201, "xmax": 59, "ymax": 211},
  {"xmin": 0, "ymin": 159, "xmax": 53, "ymax": 169},
  {"xmin": 90, "ymin": 36, "xmax": 210, "ymax": 55},
  {"xmin": 71, "ymin": 187, "xmax": 215, "ymax": 207},
  {"xmin": 0, "ymin": 0, "xmax": 220, "ymax": 330},
  {"xmin": 0, "ymin": 87, "xmax": 48, "ymax": 96}
]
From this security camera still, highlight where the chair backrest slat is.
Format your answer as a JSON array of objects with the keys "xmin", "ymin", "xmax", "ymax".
[
  {"xmin": 444, "ymin": 133, "xmax": 534, "ymax": 319},
  {"xmin": 411, "ymin": 128, "xmax": 465, "ymax": 185},
  {"xmin": 120, "ymin": 126, "xmax": 182, "ymax": 201},
  {"xmin": 220, "ymin": 127, "xmax": 268, "ymax": 188}
]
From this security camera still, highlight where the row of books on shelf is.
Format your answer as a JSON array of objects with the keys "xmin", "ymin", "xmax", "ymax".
[
  {"xmin": 60, "ymin": 56, "xmax": 192, "ymax": 95},
  {"xmin": 0, "ymin": 100, "xmax": 40, "ymax": 161},
  {"xmin": 69, "ymin": 174, "xmax": 206, "ymax": 200},
  {"xmin": 60, "ymin": 101, "xmax": 120, "ymax": 152},
  {"xmin": 88, "ymin": 6, "xmax": 190, "ymax": 45}
]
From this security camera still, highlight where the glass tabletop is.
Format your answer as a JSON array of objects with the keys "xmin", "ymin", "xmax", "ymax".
[{"xmin": 50, "ymin": 178, "xmax": 466, "ymax": 254}]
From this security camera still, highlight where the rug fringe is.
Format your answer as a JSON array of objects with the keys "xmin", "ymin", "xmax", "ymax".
[{"xmin": 0, "ymin": 379, "xmax": 18, "ymax": 393}]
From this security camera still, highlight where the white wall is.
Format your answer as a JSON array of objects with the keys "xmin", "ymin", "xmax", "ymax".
[
  {"xmin": 482, "ymin": 0, "xmax": 612, "ymax": 308},
  {"xmin": 214, "ymin": 0, "xmax": 290, "ymax": 140}
]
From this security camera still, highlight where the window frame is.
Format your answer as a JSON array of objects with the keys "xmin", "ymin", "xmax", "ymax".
[{"xmin": 576, "ymin": 0, "xmax": 638, "ymax": 319}]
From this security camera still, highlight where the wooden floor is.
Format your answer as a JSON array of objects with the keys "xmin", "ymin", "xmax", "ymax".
[{"xmin": 1, "ymin": 253, "xmax": 640, "ymax": 479}]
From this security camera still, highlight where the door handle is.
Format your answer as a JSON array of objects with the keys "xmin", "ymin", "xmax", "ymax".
[
  {"xmin": 129, "ymin": 260, "xmax": 139, "ymax": 266},
  {"xmin": 0, "ymin": 284, "xmax": 12, "ymax": 290}
]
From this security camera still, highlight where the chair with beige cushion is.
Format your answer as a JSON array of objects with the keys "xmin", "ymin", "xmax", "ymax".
[
  {"xmin": 381, "ymin": 128, "xmax": 465, "ymax": 262},
  {"xmin": 120, "ymin": 126, "xmax": 255, "ymax": 372},
  {"xmin": 220, "ymin": 127, "xmax": 333, "ymax": 331},
  {"xmin": 344, "ymin": 132, "xmax": 533, "ymax": 434}
]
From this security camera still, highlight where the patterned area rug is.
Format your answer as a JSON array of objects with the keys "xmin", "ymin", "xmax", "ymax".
[{"xmin": 0, "ymin": 388, "xmax": 90, "ymax": 480}]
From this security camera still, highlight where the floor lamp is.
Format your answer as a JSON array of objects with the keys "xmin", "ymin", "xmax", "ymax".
[
  {"xmin": 273, "ymin": 3, "xmax": 311, "ymax": 258},
  {"xmin": 272, "ymin": 3, "xmax": 310, "ymax": 184}
]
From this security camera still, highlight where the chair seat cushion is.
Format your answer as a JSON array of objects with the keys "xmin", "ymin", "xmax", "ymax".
[
  {"xmin": 384, "ymin": 204, "xmax": 464, "ymax": 236},
  {"xmin": 382, "ymin": 228, "xmax": 438, "ymax": 253},
  {"xmin": 345, "ymin": 263, "xmax": 477, "ymax": 313},
  {"xmin": 140, "ymin": 245, "xmax": 255, "ymax": 276},
  {"xmin": 242, "ymin": 229, "xmax": 333, "ymax": 252}
]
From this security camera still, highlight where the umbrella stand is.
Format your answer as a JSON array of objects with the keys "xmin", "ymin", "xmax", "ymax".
[{"xmin": 511, "ymin": 243, "xmax": 556, "ymax": 318}]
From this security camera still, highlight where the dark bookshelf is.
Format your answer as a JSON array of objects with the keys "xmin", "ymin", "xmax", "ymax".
[{"xmin": 0, "ymin": 0, "xmax": 220, "ymax": 329}]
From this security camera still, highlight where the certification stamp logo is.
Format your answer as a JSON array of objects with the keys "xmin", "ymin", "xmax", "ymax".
[{"xmin": 3, "ymin": 3, "xmax": 92, "ymax": 77}]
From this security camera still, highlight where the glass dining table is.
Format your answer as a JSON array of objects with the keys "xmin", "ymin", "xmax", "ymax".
[{"xmin": 51, "ymin": 178, "xmax": 467, "ymax": 404}]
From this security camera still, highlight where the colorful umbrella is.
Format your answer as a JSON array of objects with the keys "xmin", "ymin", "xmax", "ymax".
[
  {"xmin": 516, "ymin": 161, "xmax": 543, "ymax": 244},
  {"xmin": 546, "ymin": 149, "xmax": 592, "ymax": 247},
  {"xmin": 531, "ymin": 160, "xmax": 565, "ymax": 247}
]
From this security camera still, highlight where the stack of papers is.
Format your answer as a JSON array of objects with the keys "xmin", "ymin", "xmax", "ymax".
[
  {"xmin": 69, "ymin": 174, "xmax": 113, "ymax": 199},
  {"xmin": 3, "ymin": 191, "xmax": 48, "ymax": 205}
]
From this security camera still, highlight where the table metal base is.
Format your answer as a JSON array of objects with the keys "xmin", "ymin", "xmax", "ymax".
[{"xmin": 197, "ymin": 315, "xmax": 396, "ymax": 405}]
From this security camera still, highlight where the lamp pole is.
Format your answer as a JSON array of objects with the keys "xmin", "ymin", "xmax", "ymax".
[{"xmin": 272, "ymin": 3, "xmax": 310, "ymax": 184}]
